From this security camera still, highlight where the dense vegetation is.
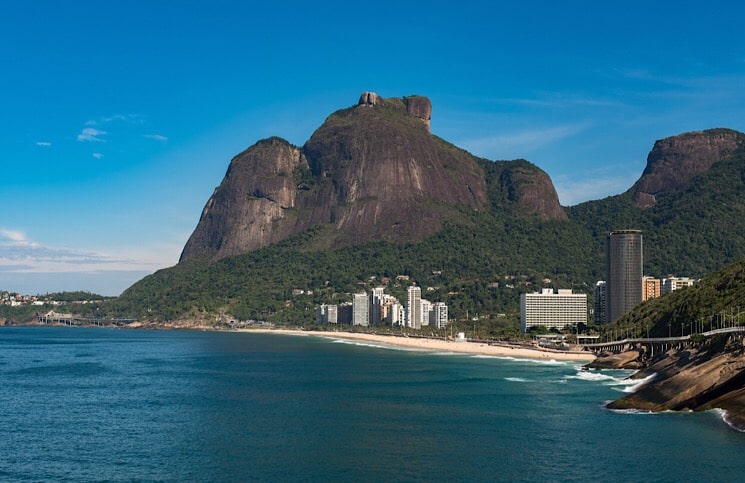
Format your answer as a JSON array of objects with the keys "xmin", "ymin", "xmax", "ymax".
[
  {"xmin": 108, "ymin": 208, "xmax": 593, "ymax": 327},
  {"xmin": 606, "ymin": 257, "xmax": 745, "ymax": 339},
  {"xmin": 104, "ymin": 141, "xmax": 745, "ymax": 331},
  {"xmin": 567, "ymin": 150, "xmax": 745, "ymax": 277}
]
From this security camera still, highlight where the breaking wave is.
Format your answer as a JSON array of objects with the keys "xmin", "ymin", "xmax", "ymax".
[
  {"xmin": 713, "ymin": 409, "xmax": 745, "ymax": 433},
  {"xmin": 504, "ymin": 377, "xmax": 533, "ymax": 383},
  {"xmin": 329, "ymin": 338, "xmax": 423, "ymax": 352}
]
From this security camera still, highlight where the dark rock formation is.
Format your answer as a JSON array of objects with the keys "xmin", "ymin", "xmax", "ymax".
[
  {"xmin": 180, "ymin": 138, "xmax": 312, "ymax": 260},
  {"xmin": 496, "ymin": 161, "xmax": 567, "ymax": 220},
  {"xmin": 630, "ymin": 128, "xmax": 745, "ymax": 208},
  {"xmin": 300, "ymin": 94, "xmax": 487, "ymax": 247},
  {"xmin": 403, "ymin": 95, "xmax": 432, "ymax": 132},
  {"xmin": 606, "ymin": 335, "xmax": 745, "ymax": 430},
  {"xmin": 180, "ymin": 93, "xmax": 570, "ymax": 262},
  {"xmin": 586, "ymin": 347, "xmax": 647, "ymax": 369},
  {"xmin": 481, "ymin": 158, "xmax": 567, "ymax": 220}
]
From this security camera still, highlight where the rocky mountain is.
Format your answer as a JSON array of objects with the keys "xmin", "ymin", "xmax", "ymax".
[
  {"xmin": 629, "ymin": 128, "xmax": 745, "ymax": 208},
  {"xmin": 113, "ymin": 93, "xmax": 745, "ymax": 324},
  {"xmin": 180, "ymin": 92, "xmax": 565, "ymax": 262}
]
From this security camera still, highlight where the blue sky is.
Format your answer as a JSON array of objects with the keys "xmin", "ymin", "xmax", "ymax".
[{"xmin": 2, "ymin": 1, "xmax": 745, "ymax": 296}]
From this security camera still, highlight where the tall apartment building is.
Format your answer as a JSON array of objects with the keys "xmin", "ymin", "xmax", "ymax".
[
  {"xmin": 407, "ymin": 286, "xmax": 422, "ymax": 329},
  {"xmin": 661, "ymin": 277, "xmax": 695, "ymax": 295},
  {"xmin": 370, "ymin": 287, "xmax": 385, "ymax": 326},
  {"xmin": 432, "ymin": 302, "xmax": 448, "ymax": 329},
  {"xmin": 382, "ymin": 301, "xmax": 403, "ymax": 326},
  {"xmin": 352, "ymin": 292, "xmax": 369, "ymax": 326},
  {"xmin": 520, "ymin": 288, "xmax": 587, "ymax": 333},
  {"xmin": 642, "ymin": 276, "xmax": 661, "ymax": 301},
  {"xmin": 605, "ymin": 230, "xmax": 643, "ymax": 323},
  {"xmin": 335, "ymin": 302, "xmax": 353, "ymax": 324},
  {"xmin": 420, "ymin": 299, "xmax": 432, "ymax": 327},
  {"xmin": 316, "ymin": 304, "xmax": 338, "ymax": 324},
  {"xmin": 593, "ymin": 281, "xmax": 607, "ymax": 325}
]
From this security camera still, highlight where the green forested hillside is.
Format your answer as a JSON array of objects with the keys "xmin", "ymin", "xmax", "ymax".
[
  {"xmin": 568, "ymin": 148, "xmax": 745, "ymax": 277},
  {"xmin": 108, "ymin": 207, "xmax": 594, "ymax": 326},
  {"xmin": 607, "ymin": 256, "xmax": 745, "ymax": 339},
  {"xmin": 109, "ymin": 145, "xmax": 745, "ymax": 327}
]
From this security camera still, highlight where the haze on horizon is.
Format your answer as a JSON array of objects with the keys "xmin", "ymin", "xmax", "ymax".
[{"xmin": 2, "ymin": 1, "xmax": 745, "ymax": 296}]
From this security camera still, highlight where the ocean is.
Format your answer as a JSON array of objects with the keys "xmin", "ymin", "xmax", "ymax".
[{"xmin": 0, "ymin": 327, "xmax": 742, "ymax": 481}]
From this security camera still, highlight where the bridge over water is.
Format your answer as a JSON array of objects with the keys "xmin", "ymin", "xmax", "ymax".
[
  {"xmin": 37, "ymin": 312, "xmax": 136, "ymax": 327},
  {"xmin": 580, "ymin": 327, "xmax": 745, "ymax": 355}
]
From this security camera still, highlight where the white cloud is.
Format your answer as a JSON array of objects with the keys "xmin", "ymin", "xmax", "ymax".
[
  {"xmin": 553, "ymin": 170, "xmax": 640, "ymax": 206},
  {"xmin": 461, "ymin": 123, "xmax": 590, "ymax": 159},
  {"xmin": 35, "ymin": 141, "xmax": 52, "ymax": 147},
  {"xmin": 0, "ymin": 229, "xmax": 39, "ymax": 247},
  {"xmin": 0, "ymin": 243, "xmax": 161, "ymax": 274},
  {"xmin": 77, "ymin": 127, "xmax": 107, "ymax": 142},
  {"xmin": 0, "ymin": 228, "xmax": 182, "ymax": 284},
  {"xmin": 144, "ymin": 134, "xmax": 168, "ymax": 142},
  {"xmin": 85, "ymin": 114, "xmax": 143, "ymax": 126},
  {"xmin": 0, "ymin": 228, "xmax": 170, "ymax": 276},
  {"xmin": 484, "ymin": 95, "xmax": 623, "ymax": 109},
  {"xmin": 92, "ymin": 152, "xmax": 104, "ymax": 159}
]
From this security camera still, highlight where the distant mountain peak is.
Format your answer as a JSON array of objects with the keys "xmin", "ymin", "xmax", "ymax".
[
  {"xmin": 357, "ymin": 91, "xmax": 432, "ymax": 132},
  {"xmin": 630, "ymin": 128, "xmax": 745, "ymax": 208},
  {"xmin": 178, "ymin": 93, "xmax": 572, "ymax": 262}
]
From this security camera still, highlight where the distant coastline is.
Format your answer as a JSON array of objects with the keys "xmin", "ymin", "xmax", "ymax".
[{"xmin": 238, "ymin": 328, "xmax": 597, "ymax": 362}]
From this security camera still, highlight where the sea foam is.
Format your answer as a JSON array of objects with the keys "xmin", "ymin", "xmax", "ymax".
[
  {"xmin": 329, "ymin": 338, "xmax": 423, "ymax": 352},
  {"xmin": 504, "ymin": 377, "xmax": 533, "ymax": 383}
]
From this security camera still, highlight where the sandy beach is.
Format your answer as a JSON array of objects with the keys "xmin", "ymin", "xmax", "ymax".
[{"xmin": 239, "ymin": 328, "xmax": 596, "ymax": 362}]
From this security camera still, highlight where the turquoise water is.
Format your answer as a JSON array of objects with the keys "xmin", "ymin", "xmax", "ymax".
[{"xmin": 0, "ymin": 327, "xmax": 742, "ymax": 481}]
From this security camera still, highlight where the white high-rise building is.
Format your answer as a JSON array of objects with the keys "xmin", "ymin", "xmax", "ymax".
[
  {"xmin": 370, "ymin": 287, "xmax": 385, "ymax": 326},
  {"xmin": 353, "ymin": 292, "xmax": 369, "ymax": 326},
  {"xmin": 420, "ymin": 299, "xmax": 432, "ymax": 327},
  {"xmin": 520, "ymin": 288, "xmax": 587, "ymax": 333},
  {"xmin": 433, "ymin": 302, "xmax": 448, "ymax": 329},
  {"xmin": 407, "ymin": 286, "xmax": 422, "ymax": 329}
]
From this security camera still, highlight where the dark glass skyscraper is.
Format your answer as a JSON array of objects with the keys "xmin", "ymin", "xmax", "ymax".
[{"xmin": 605, "ymin": 230, "xmax": 643, "ymax": 323}]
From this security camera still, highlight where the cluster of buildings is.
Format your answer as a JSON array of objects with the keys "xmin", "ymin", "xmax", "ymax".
[
  {"xmin": 317, "ymin": 285, "xmax": 449, "ymax": 329},
  {"xmin": 594, "ymin": 275, "xmax": 696, "ymax": 324},
  {"xmin": 521, "ymin": 230, "xmax": 697, "ymax": 333},
  {"xmin": 1, "ymin": 292, "xmax": 44, "ymax": 307}
]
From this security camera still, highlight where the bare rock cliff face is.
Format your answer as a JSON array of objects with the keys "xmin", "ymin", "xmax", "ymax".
[
  {"xmin": 630, "ymin": 128, "xmax": 745, "ymax": 208},
  {"xmin": 303, "ymin": 95, "xmax": 486, "ymax": 244},
  {"xmin": 497, "ymin": 161, "xmax": 567, "ymax": 220},
  {"xmin": 180, "ymin": 93, "xmax": 566, "ymax": 262},
  {"xmin": 180, "ymin": 138, "xmax": 311, "ymax": 261}
]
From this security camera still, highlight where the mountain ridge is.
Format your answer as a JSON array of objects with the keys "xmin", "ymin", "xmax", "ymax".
[
  {"xmin": 114, "ymin": 93, "xmax": 745, "ymax": 324},
  {"xmin": 180, "ymin": 92, "xmax": 565, "ymax": 262}
]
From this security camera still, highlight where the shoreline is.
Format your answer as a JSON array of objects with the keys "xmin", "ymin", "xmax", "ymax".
[
  {"xmin": 7, "ymin": 323, "xmax": 595, "ymax": 362},
  {"xmin": 238, "ymin": 328, "xmax": 597, "ymax": 362}
]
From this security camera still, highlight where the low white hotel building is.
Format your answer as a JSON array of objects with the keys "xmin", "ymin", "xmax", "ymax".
[{"xmin": 520, "ymin": 288, "xmax": 587, "ymax": 333}]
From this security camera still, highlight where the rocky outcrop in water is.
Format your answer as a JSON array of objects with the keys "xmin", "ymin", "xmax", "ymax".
[{"xmin": 602, "ymin": 335, "xmax": 745, "ymax": 431}]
